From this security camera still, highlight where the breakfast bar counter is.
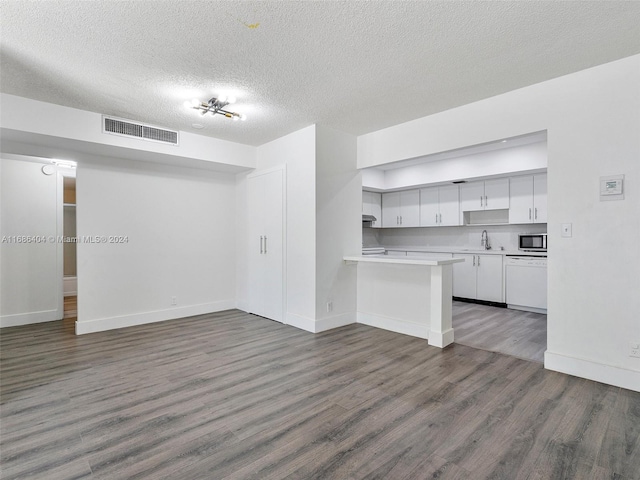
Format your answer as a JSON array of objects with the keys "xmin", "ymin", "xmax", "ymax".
[{"xmin": 344, "ymin": 255, "xmax": 464, "ymax": 348}]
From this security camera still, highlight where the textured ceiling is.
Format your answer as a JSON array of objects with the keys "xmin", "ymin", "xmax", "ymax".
[{"xmin": 1, "ymin": 1, "xmax": 639, "ymax": 146}]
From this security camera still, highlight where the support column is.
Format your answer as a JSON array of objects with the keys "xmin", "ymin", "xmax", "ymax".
[{"xmin": 428, "ymin": 264, "xmax": 454, "ymax": 348}]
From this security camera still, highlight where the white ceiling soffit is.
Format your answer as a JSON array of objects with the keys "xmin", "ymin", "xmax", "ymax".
[
  {"xmin": 375, "ymin": 131, "xmax": 548, "ymax": 171},
  {"xmin": 1, "ymin": 1, "xmax": 639, "ymax": 147}
]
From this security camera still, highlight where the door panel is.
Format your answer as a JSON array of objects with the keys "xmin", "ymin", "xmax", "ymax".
[{"xmin": 247, "ymin": 169, "xmax": 284, "ymax": 322}]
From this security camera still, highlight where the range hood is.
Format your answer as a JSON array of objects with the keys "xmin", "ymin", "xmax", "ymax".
[{"xmin": 362, "ymin": 214, "xmax": 377, "ymax": 223}]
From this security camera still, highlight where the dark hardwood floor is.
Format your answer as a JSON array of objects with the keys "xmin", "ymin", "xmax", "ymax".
[
  {"xmin": 452, "ymin": 301, "xmax": 547, "ymax": 363},
  {"xmin": 1, "ymin": 309, "xmax": 638, "ymax": 479}
]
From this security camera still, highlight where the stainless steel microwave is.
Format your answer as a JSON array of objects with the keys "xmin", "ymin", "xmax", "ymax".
[{"xmin": 519, "ymin": 233, "xmax": 547, "ymax": 252}]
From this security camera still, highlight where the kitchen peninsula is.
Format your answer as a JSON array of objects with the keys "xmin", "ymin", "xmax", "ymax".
[{"xmin": 344, "ymin": 254, "xmax": 464, "ymax": 347}]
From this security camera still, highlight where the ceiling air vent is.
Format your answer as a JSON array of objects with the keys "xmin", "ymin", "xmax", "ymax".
[{"xmin": 102, "ymin": 116, "xmax": 179, "ymax": 145}]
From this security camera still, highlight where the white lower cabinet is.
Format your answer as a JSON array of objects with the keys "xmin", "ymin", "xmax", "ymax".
[{"xmin": 453, "ymin": 254, "xmax": 503, "ymax": 303}]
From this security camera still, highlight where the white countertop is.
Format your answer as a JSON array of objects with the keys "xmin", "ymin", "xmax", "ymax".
[
  {"xmin": 344, "ymin": 255, "xmax": 465, "ymax": 266},
  {"xmin": 382, "ymin": 246, "xmax": 547, "ymax": 257}
]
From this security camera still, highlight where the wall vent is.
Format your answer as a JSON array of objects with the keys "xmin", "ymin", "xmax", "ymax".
[{"xmin": 102, "ymin": 116, "xmax": 179, "ymax": 145}]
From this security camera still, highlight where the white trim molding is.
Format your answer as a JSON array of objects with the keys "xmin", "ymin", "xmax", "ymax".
[
  {"xmin": 357, "ymin": 312, "xmax": 428, "ymax": 339},
  {"xmin": 75, "ymin": 300, "xmax": 236, "ymax": 335},
  {"xmin": 1, "ymin": 309, "xmax": 61, "ymax": 328},
  {"xmin": 545, "ymin": 351, "xmax": 640, "ymax": 393}
]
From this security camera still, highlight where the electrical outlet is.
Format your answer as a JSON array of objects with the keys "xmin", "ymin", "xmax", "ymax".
[
  {"xmin": 171, "ymin": 296, "xmax": 177, "ymax": 306},
  {"xmin": 630, "ymin": 342, "xmax": 640, "ymax": 358},
  {"xmin": 326, "ymin": 301, "xmax": 333, "ymax": 313}
]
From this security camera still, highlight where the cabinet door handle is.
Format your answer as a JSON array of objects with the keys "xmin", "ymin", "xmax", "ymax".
[
  {"xmin": 439, "ymin": 213, "xmax": 442, "ymax": 223},
  {"xmin": 400, "ymin": 215, "xmax": 403, "ymax": 225},
  {"xmin": 477, "ymin": 255, "xmax": 480, "ymax": 266},
  {"xmin": 473, "ymin": 255, "xmax": 476, "ymax": 266},
  {"xmin": 529, "ymin": 208, "xmax": 532, "ymax": 220},
  {"xmin": 264, "ymin": 235, "xmax": 267, "ymax": 254},
  {"xmin": 260, "ymin": 236, "xmax": 263, "ymax": 254},
  {"xmin": 397, "ymin": 215, "xmax": 399, "ymax": 225},
  {"xmin": 435, "ymin": 213, "xmax": 438, "ymax": 224},
  {"xmin": 535, "ymin": 208, "xmax": 538, "ymax": 220},
  {"xmin": 480, "ymin": 196, "xmax": 483, "ymax": 207},
  {"xmin": 485, "ymin": 195, "xmax": 488, "ymax": 207}
]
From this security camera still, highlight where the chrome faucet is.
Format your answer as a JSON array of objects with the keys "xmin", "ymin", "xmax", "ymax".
[{"xmin": 481, "ymin": 230, "xmax": 491, "ymax": 250}]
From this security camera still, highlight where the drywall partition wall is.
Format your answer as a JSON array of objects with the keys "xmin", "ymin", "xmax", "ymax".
[
  {"xmin": 383, "ymin": 141, "xmax": 547, "ymax": 190},
  {"xmin": 314, "ymin": 125, "xmax": 360, "ymax": 331},
  {"xmin": 358, "ymin": 54, "xmax": 640, "ymax": 391},
  {"xmin": 0, "ymin": 94, "xmax": 256, "ymax": 172},
  {"xmin": 75, "ymin": 158, "xmax": 236, "ymax": 334},
  {"xmin": 254, "ymin": 125, "xmax": 317, "ymax": 330},
  {"xmin": 0, "ymin": 155, "xmax": 63, "ymax": 327}
]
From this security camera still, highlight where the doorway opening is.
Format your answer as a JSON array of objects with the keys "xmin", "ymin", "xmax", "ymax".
[{"xmin": 62, "ymin": 175, "xmax": 77, "ymax": 324}]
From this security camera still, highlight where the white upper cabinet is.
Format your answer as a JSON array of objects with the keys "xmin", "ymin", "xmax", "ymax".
[
  {"xmin": 460, "ymin": 178, "xmax": 509, "ymax": 212},
  {"xmin": 382, "ymin": 190, "xmax": 420, "ymax": 227},
  {"xmin": 419, "ymin": 185, "xmax": 460, "ymax": 226},
  {"xmin": 533, "ymin": 174, "xmax": 547, "ymax": 223},
  {"xmin": 362, "ymin": 191, "xmax": 382, "ymax": 228},
  {"xmin": 508, "ymin": 174, "xmax": 547, "ymax": 224}
]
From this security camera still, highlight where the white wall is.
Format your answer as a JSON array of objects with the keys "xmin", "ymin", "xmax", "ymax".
[
  {"xmin": 358, "ymin": 55, "xmax": 640, "ymax": 391},
  {"xmin": 0, "ymin": 155, "xmax": 63, "ymax": 326},
  {"xmin": 315, "ymin": 125, "xmax": 360, "ymax": 330},
  {"xmin": 76, "ymin": 157, "xmax": 237, "ymax": 334},
  {"xmin": 254, "ymin": 125, "xmax": 317, "ymax": 327}
]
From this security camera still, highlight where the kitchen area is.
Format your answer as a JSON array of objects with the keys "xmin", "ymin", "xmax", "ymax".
[{"xmin": 360, "ymin": 133, "xmax": 548, "ymax": 362}]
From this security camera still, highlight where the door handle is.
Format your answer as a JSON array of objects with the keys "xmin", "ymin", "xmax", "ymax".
[
  {"xmin": 260, "ymin": 236, "xmax": 263, "ymax": 254},
  {"xmin": 436, "ymin": 213, "xmax": 438, "ymax": 224},
  {"xmin": 400, "ymin": 215, "xmax": 403, "ymax": 225},
  {"xmin": 439, "ymin": 213, "xmax": 442, "ymax": 223},
  {"xmin": 264, "ymin": 235, "xmax": 267, "ymax": 254},
  {"xmin": 535, "ymin": 208, "xmax": 538, "ymax": 220},
  {"xmin": 473, "ymin": 255, "xmax": 476, "ymax": 266},
  {"xmin": 477, "ymin": 255, "xmax": 480, "ymax": 266},
  {"xmin": 480, "ymin": 196, "xmax": 483, "ymax": 207},
  {"xmin": 485, "ymin": 195, "xmax": 488, "ymax": 207},
  {"xmin": 529, "ymin": 208, "xmax": 532, "ymax": 220}
]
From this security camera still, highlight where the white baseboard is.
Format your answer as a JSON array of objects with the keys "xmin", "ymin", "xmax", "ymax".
[
  {"xmin": 545, "ymin": 351, "xmax": 640, "ymax": 393},
  {"xmin": 357, "ymin": 312, "xmax": 429, "ymax": 339},
  {"xmin": 428, "ymin": 328, "xmax": 454, "ymax": 348},
  {"xmin": 1, "ymin": 308, "xmax": 62, "ymax": 328},
  {"xmin": 315, "ymin": 312, "xmax": 356, "ymax": 333},
  {"xmin": 285, "ymin": 312, "xmax": 316, "ymax": 333},
  {"xmin": 64, "ymin": 276, "xmax": 77, "ymax": 297},
  {"xmin": 508, "ymin": 304, "xmax": 547, "ymax": 315},
  {"xmin": 75, "ymin": 299, "xmax": 236, "ymax": 335}
]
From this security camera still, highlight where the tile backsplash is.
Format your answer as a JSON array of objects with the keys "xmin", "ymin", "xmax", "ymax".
[{"xmin": 364, "ymin": 223, "xmax": 547, "ymax": 251}]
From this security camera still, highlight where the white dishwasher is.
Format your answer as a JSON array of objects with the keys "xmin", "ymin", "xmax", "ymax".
[{"xmin": 505, "ymin": 256, "xmax": 547, "ymax": 313}]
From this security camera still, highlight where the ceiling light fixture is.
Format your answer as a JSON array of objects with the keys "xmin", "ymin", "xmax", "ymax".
[{"xmin": 184, "ymin": 96, "xmax": 246, "ymax": 121}]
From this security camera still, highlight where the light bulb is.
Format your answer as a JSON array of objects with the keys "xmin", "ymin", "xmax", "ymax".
[
  {"xmin": 227, "ymin": 96, "xmax": 236, "ymax": 104},
  {"xmin": 240, "ymin": 114, "xmax": 247, "ymax": 121},
  {"xmin": 190, "ymin": 98, "xmax": 200, "ymax": 107},
  {"xmin": 232, "ymin": 114, "xmax": 239, "ymax": 121},
  {"xmin": 218, "ymin": 95, "xmax": 227, "ymax": 103},
  {"xmin": 183, "ymin": 100, "xmax": 192, "ymax": 109}
]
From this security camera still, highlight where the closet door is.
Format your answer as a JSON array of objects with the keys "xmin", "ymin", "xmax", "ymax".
[{"xmin": 247, "ymin": 168, "xmax": 284, "ymax": 322}]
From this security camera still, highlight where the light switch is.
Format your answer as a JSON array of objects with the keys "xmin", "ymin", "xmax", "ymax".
[{"xmin": 561, "ymin": 223, "xmax": 572, "ymax": 238}]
